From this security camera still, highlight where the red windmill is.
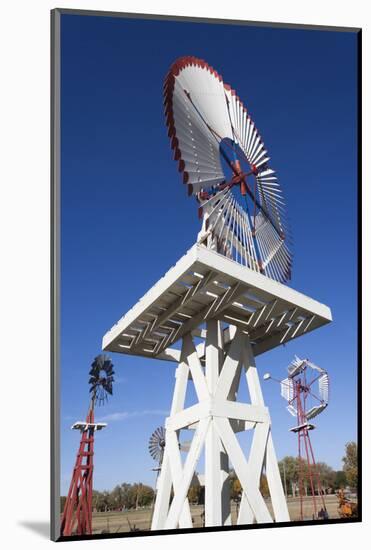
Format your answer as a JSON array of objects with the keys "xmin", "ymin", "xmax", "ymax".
[
  {"xmin": 265, "ymin": 356, "xmax": 330, "ymax": 521},
  {"xmin": 60, "ymin": 354, "xmax": 115, "ymax": 536}
]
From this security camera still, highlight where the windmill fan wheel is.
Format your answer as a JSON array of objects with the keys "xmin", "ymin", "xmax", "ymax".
[
  {"xmin": 148, "ymin": 426, "xmax": 166, "ymax": 462},
  {"xmin": 89, "ymin": 354, "xmax": 115, "ymax": 405}
]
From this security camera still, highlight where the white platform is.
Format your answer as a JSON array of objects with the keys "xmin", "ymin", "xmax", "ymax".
[
  {"xmin": 102, "ymin": 244, "xmax": 332, "ymax": 360},
  {"xmin": 71, "ymin": 422, "xmax": 107, "ymax": 432}
]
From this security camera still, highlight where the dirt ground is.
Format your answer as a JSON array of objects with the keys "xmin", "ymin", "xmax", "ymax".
[{"xmin": 90, "ymin": 495, "xmax": 357, "ymax": 534}]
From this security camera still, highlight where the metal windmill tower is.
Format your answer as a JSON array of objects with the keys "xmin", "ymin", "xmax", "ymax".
[
  {"xmin": 102, "ymin": 56, "xmax": 332, "ymax": 529},
  {"xmin": 60, "ymin": 354, "xmax": 114, "ymax": 536},
  {"xmin": 266, "ymin": 356, "xmax": 330, "ymax": 520}
]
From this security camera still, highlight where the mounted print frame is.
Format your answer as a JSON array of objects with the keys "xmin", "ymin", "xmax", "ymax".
[{"xmin": 51, "ymin": 8, "xmax": 361, "ymax": 542}]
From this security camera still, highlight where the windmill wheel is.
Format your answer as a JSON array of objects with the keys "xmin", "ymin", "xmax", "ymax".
[
  {"xmin": 89, "ymin": 354, "xmax": 115, "ymax": 406},
  {"xmin": 164, "ymin": 56, "xmax": 292, "ymax": 282},
  {"xmin": 148, "ymin": 426, "xmax": 166, "ymax": 463},
  {"xmin": 281, "ymin": 356, "xmax": 329, "ymax": 420}
]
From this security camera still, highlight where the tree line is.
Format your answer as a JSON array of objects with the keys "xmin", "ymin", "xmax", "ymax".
[
  {"xmin": 60, "ymin": 441, "xmax": 357, "ymax": 511},
  {"xmin": 278, "ymin": 457, "xmax": 346, "ymax": 497},
  {"xmin": 278, "ymin": 441, "xmax": 357, "ymax": 498},
  {"xmin": 190, "ymin": 442, "xmax": 357, "ymax": 504},
  {"xmin": 60, "ymin": 482, "xmax": 155, "ymax": 513}
]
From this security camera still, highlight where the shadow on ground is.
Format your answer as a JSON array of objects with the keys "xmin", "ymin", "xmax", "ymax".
[{"xmin": 18, "ymin": 521, "xmax": 50, "ymax": 539}]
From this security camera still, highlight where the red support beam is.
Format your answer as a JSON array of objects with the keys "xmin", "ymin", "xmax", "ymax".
[
  {"xmin": 60, "ymin": 406, "xmax": 95, "ymax": 536},
  {"xmin": 294, "ymin": 378, "xmax": 327, "ymax": 521}
]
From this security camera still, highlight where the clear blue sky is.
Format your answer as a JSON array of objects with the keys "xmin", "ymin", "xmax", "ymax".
[{"xmin": 60, "ymin": 13, "xmax": 358, "ymax": 494}]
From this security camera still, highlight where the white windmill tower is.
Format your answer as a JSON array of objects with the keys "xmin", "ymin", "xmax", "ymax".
[{"xmin": 102, "ymin": 56, "xmax": 332, "ymax": 529}]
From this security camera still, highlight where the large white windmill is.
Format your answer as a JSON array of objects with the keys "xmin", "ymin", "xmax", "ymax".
[{"xmin": 102, "ymin": 56, "xmax": 332, "ymax": 529}]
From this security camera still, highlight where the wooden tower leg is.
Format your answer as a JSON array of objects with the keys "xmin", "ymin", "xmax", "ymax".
[
  {"xmin": 240, "ymin": 342, "xmax": 290, "ymax": 523},
  {"xmin": 204, "ymin": 320, "xmax": 231, "ymax": 526},
  {"xmin": 151, "ymin": 342, "xmax": 193, "ymax": 530}
]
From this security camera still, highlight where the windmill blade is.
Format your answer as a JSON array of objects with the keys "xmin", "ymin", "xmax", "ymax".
[
  {"xmin": 318, "ymin": 372, "xmax": 329, "ymax": 404},
  {"xmin": 94, "ymin": 355, "xmax": 105, "ymax": 369},
  {"xmin": 89, "ymin": 366, "xmax": 99, "ymax": 377},
  {"xmin": 280, "ymin": 377, "xmax": 294, "ymax": 402},
  {"xmin": 306, "ymin": 360, "xmax": 326, "ymax": 374},
  {"xmin": 306, "ymin": 404, "xmax": 328, "ymax": 420},
  {"xmin": 254, "ymin": 211, "xmax": 292, "ymax": 283},
  {"xmin": 200, "ymin": 189, "xmax": 261, "ymax": 272},
  {"xmin": 103, "ymin": 380, "xmax": 113, "ymax": 395},
  {"xmin": 286, "ymin": 404, "xmax": 297, "ymax": 417},
  {"xmin": 288, "ymin": 356, "xmax": 306, "ymax": 378}
]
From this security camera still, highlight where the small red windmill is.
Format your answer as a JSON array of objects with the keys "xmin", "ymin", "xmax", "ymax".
[
  {"xmin": 265, "ymin": 356, "xmax": 329, "ymax": 521},
  {"xmin": 60, "ymin": 354, "xmax": 115, "ymax": 536}
]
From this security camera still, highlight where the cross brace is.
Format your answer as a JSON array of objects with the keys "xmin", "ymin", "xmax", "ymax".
[{"xmin": 151, "ymin": 320, "xmax": 289, "ymax": 529}]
